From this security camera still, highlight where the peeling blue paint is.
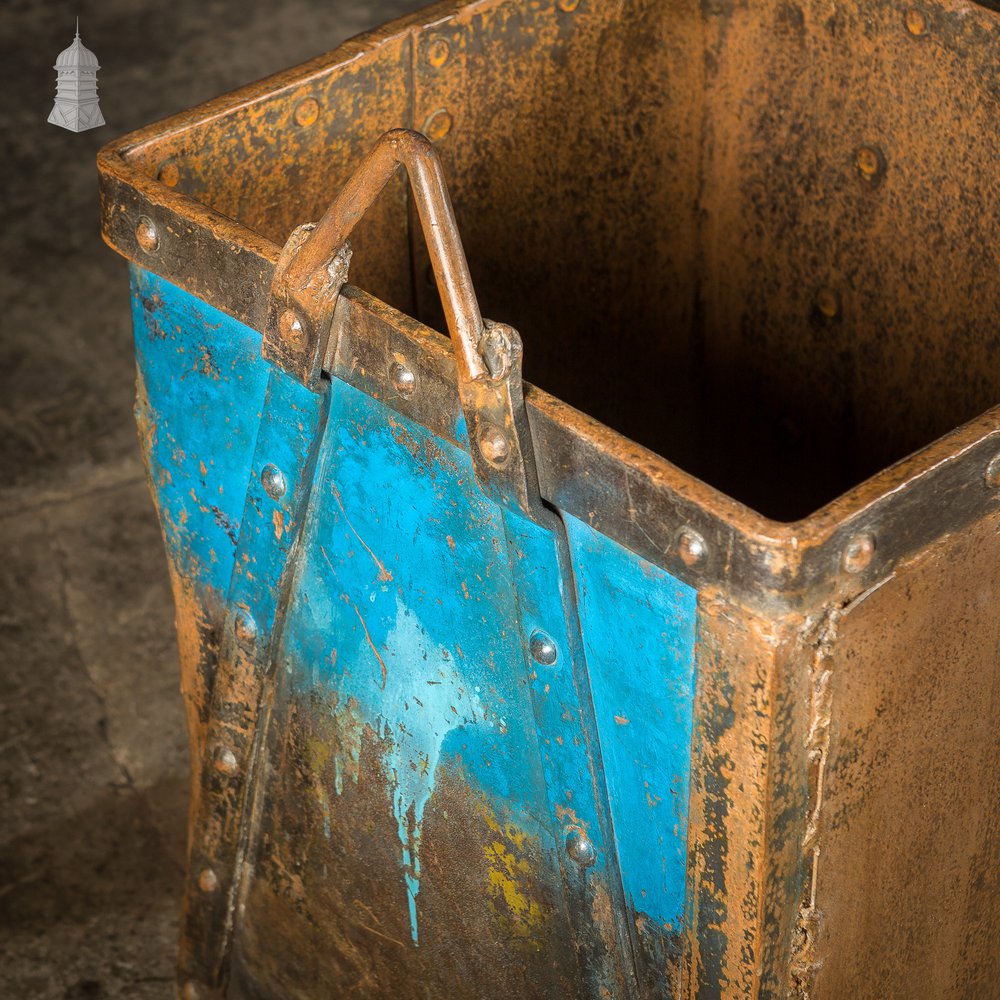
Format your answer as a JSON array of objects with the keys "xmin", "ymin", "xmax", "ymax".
[
  {"xmin": 130, "ymin": 266, "xmax": 269, "ymax": 596},
  {"xmin": 132, "ymin": 270, "xmax": 700, "ymax": 971},
  {"xmin": 564, "ymin": 515, "xmax": 697, "ymax": 931}
]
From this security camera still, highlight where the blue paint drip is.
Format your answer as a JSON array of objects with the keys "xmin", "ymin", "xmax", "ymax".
[
  {"xmin": 278, "ymin": 379, "xmax": 547, "ymax": 944},
  {"xmin": 564, "ymin": 514, "xmax": 697, "ymax": 931}
]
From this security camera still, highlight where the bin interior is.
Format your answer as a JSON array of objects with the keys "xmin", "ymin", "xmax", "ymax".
[{"xmin": 133, "ymin": 0, "xmax": 1000, "ymax": 520}]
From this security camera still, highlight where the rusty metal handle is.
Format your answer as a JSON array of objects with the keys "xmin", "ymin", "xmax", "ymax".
[
  {"xmin": 288, "ymin": 128, "xmax": 488, "ymax": 382},
  {"xmin": 265, "ymin": 128, "xmax": 538, "ymax": 516}
]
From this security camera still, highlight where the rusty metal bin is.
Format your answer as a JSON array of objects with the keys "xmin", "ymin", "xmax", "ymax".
[{"xmin": 98, "ymin": 1, "xmax": 1000, "ymax": 997}]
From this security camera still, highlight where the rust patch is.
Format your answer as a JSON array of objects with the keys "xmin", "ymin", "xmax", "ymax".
[{"xmin": 806, "ymin": 512, "xmax": 1000, "ymax": 999}]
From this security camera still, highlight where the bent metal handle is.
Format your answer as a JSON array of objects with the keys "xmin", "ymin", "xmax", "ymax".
[
  {"xmin": 266, "ymin": 128, "xmax": 487, "ymax": 385},
  {"xmin": 264, "ymin": 128, "xmax": 539, "ymax": 516}
]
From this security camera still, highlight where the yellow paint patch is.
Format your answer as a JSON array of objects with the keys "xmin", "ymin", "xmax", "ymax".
[{"xmin": 480, "ymin": 804, "xmax": 544, "ymax": 940}]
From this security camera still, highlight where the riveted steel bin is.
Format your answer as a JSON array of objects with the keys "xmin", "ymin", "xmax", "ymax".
[{"xmin": 98, "ymin": 1, "xmax": 1000, "ymax": 997}]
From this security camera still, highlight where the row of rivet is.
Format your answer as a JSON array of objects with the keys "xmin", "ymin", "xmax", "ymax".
[
  {"xmin": 128, "ymin": 229, "xmax": 1000, "ymax": 585},
  {"xmin": 186, "ymin": 456, "xmax": 293, "ymax": 959},
  {"xmin": 527, "ymin": 626, "xmax": 596, "ymax": 867},
  {"xmin": 145, "ymin": 0, "xmax": 917, "ymax": 214},
  {"xmin": 152, "ymin": 3, "xmax": 587, "ymax": 197},
  {"xmin": 379, "ymin": 359, "xmax": 927, "ymax": 580}
]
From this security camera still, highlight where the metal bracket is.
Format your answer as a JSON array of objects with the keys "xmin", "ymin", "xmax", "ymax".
[
  {"xmin": 262, "ymin": 128, "xmax": 539, "ymax": 515},
  {"xmin": 262, "ymin": 223, "xmax": 351, "ymax": 388}
]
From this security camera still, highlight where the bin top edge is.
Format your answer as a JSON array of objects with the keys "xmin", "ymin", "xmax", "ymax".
[{"xmin": 96, "ymin": 0, "xmax": 469, "ymax": 173}]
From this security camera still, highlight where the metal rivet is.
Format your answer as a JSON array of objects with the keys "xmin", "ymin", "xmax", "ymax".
[
  {"xmin": 261, "ymin": 464, "xmax": 286, "ymax": 500},
  {"xmin": 904, "ymin": 7, "xmax": 928, "ymax": 35},
  {"xmin": 565, "ymin": 829, "xmax": 596, "ymax": 868},
  {"xmin": 213, "ymin": 746, "xmax": 239, "ymax": 777},
  {"xmin": 389, "ymin": 360, "xmax": 416, "ymax": 397},
  {"xmin": 529, "ymin": 630, "xmax": 558, "ymax": 666},
  {"xmin": 198, "ymin": 868, "xmax": 219, "ymax": 893},
  {"xmin": 855, "ymin": 145, "xmax": 886, "ymax": 185},
  {"xmin": 559, "ymin": 0, "xmax": 581, "ymax": 10},
  {"xmin": 814, "ymin": 286, "xmax": 840, "ymax": 320},
  {"xmin": 294, "ymin": 97, "xmax": 320, "ymax": 127},
  {"xmin": 157, "ymin": 160, "xmax": 180, "ymax": 187},
  {"xmin": 234, "ymin": 610, "xmax": 257, "ymax": 646},
  {"xmin": 478, "ymin": 425, "xmax": 511, "ymax": 468},
  {"xmin": 428, "ymin": 37, "xmax": 450, "ymax": 67},
  {"xmin": 135, "ymin": 216, "xmax": 159, "ymax": 253},
  {"xmin": 278, "ymin": 308, "xmax": 306, "ymax": 350},
  {"xmin": 422, "ymin": 108, "xmax": 453, "ymax": 142},
  {"xmin": 985, "ymin": 453, "xmax": 1000, "ymax": 489},
  {"xmin": 677, "ymin": 528, "xmax": 707, "ymax": 568},
  {"xmin": 842, "ymin": 532, "xmax": 876, "ymax": 574}
]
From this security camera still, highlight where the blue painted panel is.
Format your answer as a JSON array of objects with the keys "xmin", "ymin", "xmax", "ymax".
[
  {"xmin": 278, "ymin": 378, "xmax": 551, "ymax": 944},
  {"xmin": 502, "ymin": 509, "xmax": 607, "ymax": 866},
  {"xmin": 564, "ymin": 514, "xmax": 697, "ymax": 932},
  {"xmin": 130, "ymin": 266, "xmax": 270, "ymax": 596},
  {"xmin": 225, "ymin": 370, "xmax": 328, "ymax": 645}
]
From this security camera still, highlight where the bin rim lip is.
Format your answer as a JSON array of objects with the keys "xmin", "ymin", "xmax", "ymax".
[{"xmin": 98, "ymin": 2, "xmax": 1000, "ymax": 609}]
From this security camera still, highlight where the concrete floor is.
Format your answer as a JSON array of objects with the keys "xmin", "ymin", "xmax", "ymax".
[{"xmin": 0, "ymin": 2, "xmax": 424, "ymax": 995}]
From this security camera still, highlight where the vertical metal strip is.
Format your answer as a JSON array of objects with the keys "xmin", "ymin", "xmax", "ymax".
[
  {"xmin": 502, "ymin": 504, "xmax": 642, "ymax": 999},
  {"xmin": 177, "ymin": 369, "xmax": 330, "ymax": 998}
]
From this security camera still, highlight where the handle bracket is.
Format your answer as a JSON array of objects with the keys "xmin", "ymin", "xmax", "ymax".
[{"xmin": 263, "ymin": 128, "xmax": 539, "ymax": 515}]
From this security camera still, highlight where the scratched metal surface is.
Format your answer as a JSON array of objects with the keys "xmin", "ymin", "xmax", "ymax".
[{"xmin": 800, "ymin": 510, "xmax": 1000, "ymax": 1000}]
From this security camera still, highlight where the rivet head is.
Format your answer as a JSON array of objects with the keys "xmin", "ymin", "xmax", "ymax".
[
  {"xmin": 135, "ymin": 216, "xmax": 159, "ymax": 253},
  {"xmin": 294, "ymin": 97, "xmax": 320, "ymax": 127},
  {"xmin": 278, "ymin": 308, "xmax": 306, "ymax": 350},
  {"xmin": 904, "ymin": 7, "xmax": 928, "ymax": 35},
  {"xmin": 529, "ymin": 630, "xmax": 558, "ymax": 666},
  {"xmin": 985, "ymin": 453, "xmax": 1000, "ymax": 489},
  {"xmin": 566, "ymin": 830, "xmax": 597, "ymax": 868},
  {"xmin": 213, "ymin": 746, "xmax": 239, "ymax": 777},
  {"xmin": 261, "ymin": 464, "xmax": 286, "ymax": 500},
  {"xmin": 234, "ymin": 610, "xmax": 257, "ymax": 647},
  {"xmin": 478, "ymin": 425, "xmax": 511, "ymax": 468},
  {"xmin": 855, "ymin": 145, "xmax": 886, "ymax": 185},
  {"xmin": 198, "ymin": 868, "xmax": 219, "ymax": 893},
  {"xmin": 389, "ymin": 360, "xmax": 416, "ymax": 397},
  {"xmin": 428, "ymin": 37, "xmax": 450, "ymax": 67},
  {"xmin": 814, "ymin": 286, "xmax": 841, "ymax": 320},
  {"xmin": 157, "ymin": 160, "xmax": 180, "ymax": 187},
  {"xmin": 677, "ymin": 528, "xmax": 707, "ymax": 568},
  {"xmin": 842, "ymin": 532, "xmax": 876, "ymax": 574},
  {"xmin": 422, "ymin": 108, "xmax": 453, "ymax": 142}
]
